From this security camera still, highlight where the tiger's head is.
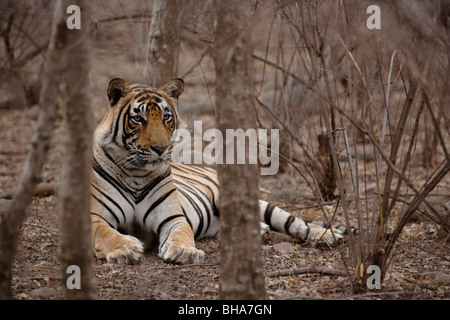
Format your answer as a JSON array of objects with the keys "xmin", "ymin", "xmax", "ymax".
[{"xmin": 95, "ymin": 78, "xmax": 184, "ymax": 169}]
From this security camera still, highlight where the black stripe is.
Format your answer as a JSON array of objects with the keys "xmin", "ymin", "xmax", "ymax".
[
  {"xmin": 284, "ymin": 215, "xmax": 295, "ymax": 237},
  {"xmin": 156, "ymin": 214, "xmax": 185, "ymax": 236},
  {"xmin": 173, "ymin": 179, "xmax": 212, "ymax": 231},
  {"xmin": 213, "ymin": 203, "xmax": 220, "ymax": 217},
  {"xmin": 90, "ymin": 212, "xmax": 115, "ymax": 228},
  {"xmin": 91, "ymin": 193, "xmax": 121, "ymax": 225},
  {"xmin": 92, "ymin": 157, "xmax": 128, "ymax": 192},
  {"xmin": 303, "ymin": 223, "xmax": 311, "ymax": 243},
  {"xmin": 135, "ymin": 169, "xmax": 171, "ymax": 203},
  {"xmin": 177, "ymin": 188, "xmax": 204, "ymax": 239},
  {"xmin": 172, "ymin": 164, "xmax": 219, "ymax": 189},
  {"xmin": 158, "ymin": 221, "xmax": 182, "ymax": 250},
  {"xmin": 93, "ymin": 154, "xmax": 171, "ymax": 204},
  {"xmin": 173, "ymin": 173, "xmax": 219, "ymax": 217},
  {"xmin": 143, "ymin": 189, "xmax": 176, "ymax": 225},
  {"xmin": 122, "ymin": 115, "xmax": 132, "ymax": 149},
  {"xmin": 134, "ymin": 91, "xmax": 148, "ymax": 101},
  {"xmin": 172, "ymin": 165, "xmax": 220, "ymax": 217},
  {"xmin": 263, "ymin": 202, "xmax": 276, "ymax": 230},
  {"xmin": 102, "ymin": 147, "xmax": 133, "ymax": 178},
  {"xmin": 130, "ymin": 85, "xmax": 149, "ymax": 90},
  {"xmin": 112, "ymin": 100, "xmax": 129, "ymax": 142},
  {"xmin": 92, "ymin": 184, "xmax": 127, "ymax": 223},
  {"xmin": 182, "ymin": 207, "xmax": 193, "ymax": 229},
  {"xmin": 92, "ymin": 158, "xmax": 135, "ymax": 209},
  {"xmin": 134, "ymin": 89, "xmax": 162, "ymax": 101},
  {"xmin": 137, "ymin": 180, "xmax": 172, "ymax": 207}
]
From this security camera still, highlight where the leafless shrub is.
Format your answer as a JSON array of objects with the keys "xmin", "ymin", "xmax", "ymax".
[
  {"xmin": 245, "ymin": 0, "xmax": 450, "ymax": 289},
  {"xmin": 167, "ymin": 0, "xmax": 450, "ymax": 290},
  {"xmin": 0, "ymin": 0, "xmax": 53, "ymax": 113}
]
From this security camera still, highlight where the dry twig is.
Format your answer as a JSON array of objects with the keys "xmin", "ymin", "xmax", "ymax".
[{"xmin": 265, "ymin": 265, "xmax": 349, "ymax": 278}]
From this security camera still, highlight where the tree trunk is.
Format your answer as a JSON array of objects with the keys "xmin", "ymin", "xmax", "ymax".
[
  {"xmin": 0, "ymin": 1, "xmax": 60, "ymax": 300},
  {"xmin": 146, "ymin": 0, "xmax": 183, "ymax": 88},
  {"xmin": 212, "ymin": 0, "xmax": 266, "ymax": 299},
  {"xmin": 55, "ymin": 0, "xmax": 96, "ymax": 299},
  {"xmin": 317, "ymin": 133, "xmax": 337, "ymax": 201}
]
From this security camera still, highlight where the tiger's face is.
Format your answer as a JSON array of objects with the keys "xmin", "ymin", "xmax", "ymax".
[{"xmin": 95, "ymin": 78, "xmax": 184, "ymax": 169}]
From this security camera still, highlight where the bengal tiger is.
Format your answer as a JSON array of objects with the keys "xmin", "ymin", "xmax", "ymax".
[{"xmin": 90, "ymin": 78, "xmax": 346, "ymax": 265}]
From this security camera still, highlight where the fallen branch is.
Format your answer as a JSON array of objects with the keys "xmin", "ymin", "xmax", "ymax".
[
  {"xmin": 265, "ymin": 265, "xmax": 349, "ymax": 278},
  {"xmin": 148, "ymin": 262, "xmax": 219, "ymax": 270}
]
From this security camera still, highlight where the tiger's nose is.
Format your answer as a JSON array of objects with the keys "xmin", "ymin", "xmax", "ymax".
[{"xmin": 150, "ymin": 145, "xmax": 169, "ymax": 156}]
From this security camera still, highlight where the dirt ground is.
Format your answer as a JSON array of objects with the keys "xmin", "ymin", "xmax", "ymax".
[{"xmin": 1, "ymin": 1, "xmax": 449, "ymax": 301}]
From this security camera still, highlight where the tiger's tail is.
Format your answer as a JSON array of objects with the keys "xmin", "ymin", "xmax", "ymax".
[{"xmin": 259, "ymin": 200, "xmax": 356, "ymax": 245}]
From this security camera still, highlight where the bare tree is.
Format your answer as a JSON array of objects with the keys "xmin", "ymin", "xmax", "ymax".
[
  {"xmin": 0, "ymin": 0, "xmax": 96, "ymax": 299},
  {"xmin": 0, "ymin": 1, "xmax": 51, "ymax": 113},
  {"xmin": 146, "ymin": 0, "xmax": 183, "ymax": 87},
  {"xmin": 0, "ymin": 2, "xmax": 60, "ymax": 300},
  {"xmin": 56, "ymin": 0, "xmax": 96, "ymax": 299},
  {"xmin": 212, "ymin": 0, "xmax": 266, "ymax": 299}
]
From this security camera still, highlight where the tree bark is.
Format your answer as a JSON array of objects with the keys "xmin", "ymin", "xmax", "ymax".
[
  {"xmin": 212, "ymin": 0, "xmax": 266, "ymax": 299},
  {"xmin": 0, "ymin": 2, "xmax": 60, "ymax": 300},
  {"xmin": 55, "ymin": 0, "xmax": 96, "ymax": 299},
  {"xmin": 317, "ymin": 133, "xmax": 337, "ymax": 201},
  {"xmin": 146, "ymin": 0, "xmax": 183, "ymax": 88}
]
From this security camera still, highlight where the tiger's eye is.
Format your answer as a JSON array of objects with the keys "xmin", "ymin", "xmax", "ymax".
[{"xmin": 131, "ymin": 114, "xmax": 144, "ymax": 124}]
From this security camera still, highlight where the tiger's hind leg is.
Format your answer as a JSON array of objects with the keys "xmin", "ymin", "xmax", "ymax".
[{"xmin": 259, "ymin": 200, "xmax": 344, "ymax": 245}]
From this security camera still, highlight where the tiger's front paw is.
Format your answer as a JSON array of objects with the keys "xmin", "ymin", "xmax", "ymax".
[
  {"xmin": 104, "ymin": 234, "xmax": 144, "ymax": 265},
  {"xmin": 308, "ymin": 224, "xmax": 343, "ymax": 246},
  {"xmin": 159, "ymin": 241, "xmax": 205, "ymax": 264}
]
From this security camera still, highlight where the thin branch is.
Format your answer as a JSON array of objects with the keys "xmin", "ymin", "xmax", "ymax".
[
  {"xmin": 255, "ymin": 96, "xmax": 319, "ymax": 173},
  {"xmin": 95, "ymin": 12, "xmax": 152, "ymax": 24},
  {"xmin": 383, "ymin": 161, "xmax": 450, "ymax": 276},
  {"xmin": 253, "ymin": 52, "xmax": 447, "ymax": 220},
  {"xmin": 422, "ymin": 92, "xmax": 449, "ymax": 161},
  {"xmin": 148, "ymin": 262, "xmax": 219, "ymax": 270},
  {"xmin": 265, "ymin": 265, "xmax": 349, "ymax": 278},
  {"xmin": 0, "ymin": 42, "xmax": 57, "ymax": 300}
]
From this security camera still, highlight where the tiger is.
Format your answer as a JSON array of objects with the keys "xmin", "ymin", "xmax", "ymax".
[{"xmin": 90, "ymin": 78, "xmax": 346, "ymax": 265}]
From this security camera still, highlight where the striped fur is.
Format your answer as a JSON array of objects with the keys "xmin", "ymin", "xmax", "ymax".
[{"xmin": 90, "ymin": 78, "xmax": 345, "ymax": 265}]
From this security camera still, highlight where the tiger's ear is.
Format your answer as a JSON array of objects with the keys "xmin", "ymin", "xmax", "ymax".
[
  {"xmin": 107, "ymin": 78, "xmax": 131, "ymax": 106},
  {"xmin": 160, "ymin": 78, "xmax": 184, "ymax": 100}
]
